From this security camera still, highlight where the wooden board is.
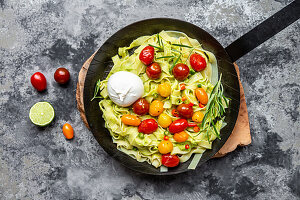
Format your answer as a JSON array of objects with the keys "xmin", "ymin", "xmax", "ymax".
[{"xmin": 76, "ymin": 53, "xmax": 251, "ymax": 158}]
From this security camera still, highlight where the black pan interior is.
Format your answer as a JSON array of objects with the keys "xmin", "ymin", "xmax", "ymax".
[{"xmin": 83, "ymin": 18, "xmax": 240, "ymax": 175}]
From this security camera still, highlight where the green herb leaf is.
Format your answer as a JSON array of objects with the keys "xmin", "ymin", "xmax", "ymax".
[
  {"xmin": 169, "ymin": 54, "xmax": 182, "ymax": 73},
  {"xmin": 138, "ymin": 132, "xmax": 145, "ymax": 139},
  {"xmin": 156, "ymin": 56, "xmax": 175, "ymax": 59},
  {"xmin": 203, "ymin": 51, "xmax": 210, "ymax": 61},
  {"xmin": 172, "ymin": 44, "xmax": 193, "ymax": 48},
  {"xmin": 148, "ymin": 44, "xmax": 162, "ymax": 50},
  {"xmin": 190, "ymin": 69, "xmax": 196, "ymax": 75}
]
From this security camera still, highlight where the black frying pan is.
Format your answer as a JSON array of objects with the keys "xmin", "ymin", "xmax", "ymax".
[{"xmin": 83, "ymin": 1, "xmax": 299, "ymax": 175}]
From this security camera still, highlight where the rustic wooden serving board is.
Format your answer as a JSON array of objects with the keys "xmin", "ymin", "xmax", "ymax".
[{"xmin": 76, "ymin": 53, "xmax": 251, "ymax": 158}]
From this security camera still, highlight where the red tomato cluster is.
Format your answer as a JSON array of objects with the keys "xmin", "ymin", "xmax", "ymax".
[
  {"xmin": 30, "ymin": 68, "xmax": 73, "ymax": 140},
  {"xmin": 31, "ymin": 68, "xmax": 70, "ymax": 92},
  {"xmin": 133, "ymin": 45, "xmax": 210, "ymax": 168},
  {"xmin": 139, "ymin": 46, "xmax": 162, "ymax": 80}
]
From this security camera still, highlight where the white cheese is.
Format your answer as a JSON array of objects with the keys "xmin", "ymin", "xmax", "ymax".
[{"xmin": 107, "ymin": 71, "xmax": 144, "ymax": 107}]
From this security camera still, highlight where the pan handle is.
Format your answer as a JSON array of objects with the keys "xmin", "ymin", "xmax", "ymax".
[{"xmin": 225, "ymin": 0, "xmax": 300, "ymax": 62}]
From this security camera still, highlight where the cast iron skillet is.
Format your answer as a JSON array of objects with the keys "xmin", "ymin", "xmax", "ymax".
[{"xmin": 83, "ymin": 1, "xmax": 299, "ymax": 175}]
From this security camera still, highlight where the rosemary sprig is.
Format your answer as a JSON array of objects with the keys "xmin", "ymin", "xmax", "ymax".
[
  {"xmin": 172, "ymin": 44, "xmax": 193, "ymax": 48},
  {"xmin": 91, "ymin": 79, "xmax": 102, "ymax": 101},
  {"xmin": 199, "ymin": 74, "xmax": 229, "ymax": 140}
]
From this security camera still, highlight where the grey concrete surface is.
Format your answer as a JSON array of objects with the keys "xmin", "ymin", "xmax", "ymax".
[{"xmin": 0, "ymin": 0, "xmax": 299, "ymax": 199}]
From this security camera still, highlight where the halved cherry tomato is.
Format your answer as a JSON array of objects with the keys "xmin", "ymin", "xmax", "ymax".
[
  {"xmin": 193, "ymin": 126, "xmax": 200, "ymax": 132},
  {"xmin": 173, "ymin": 131, "xmax": 189, "ymax": 142},
  {"xmin": 162, "ymin": 154, "xmax": 180, "ymax": 167},
  {"xmin": 187, "ymin": 122, "xmax": 197, "ymax": 127},
  {"xmin": 132, "ymin": 98, "xmax": 149, "ymax": 115},
  {"xmin": 195, "ymin": 88, "xmax": 208, "ymax": 105},
  {"xmin": 172, "ymin": 63, "xmax": 190, "ymax": 81},
  {"xmin": 190, "ymin": 53, "xmax": 207, "ymax": 71},
  {"xmin": 158, "ymin": 140, "xmax": 173, "ymax": 154},
  {"xmin": 139, "ymin": 46, "xmax": 154, "ymax": 65},
  {"xmin": 179, "ymin": 83, "xmax": 186, "ymax": 90},
  {"xmin": 172, "ymin": 109, "xmax": 180, "ymax": 117},
  {"xmin": 177, "ymin": 104, "xmax": 193, "ymax": 119},
  {"xmin": 121, "ymin": 115, "xmax": 141, "ymax": 126},
  {"xmin": 146, "ymin": 63, "xmax": 161, "ymax": 79},
  {"xmin": 138, "ymin": 119, "xmax": 158, "ymax": 134},
  {"xmin": 169, "ymin": 119, "xmax": 188, "ymax": 134},
  {"xmin": 31, "ymin": 72, "xmax": 47, "ymax": 92},
  {"xmin": 62, "ymin": 123, "xmax": 74, "ymax": 139}
]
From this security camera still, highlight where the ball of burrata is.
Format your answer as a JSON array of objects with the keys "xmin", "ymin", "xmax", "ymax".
[{"xmin": 107, "ymin": 71, "xmax": 144, "ymax": 107}]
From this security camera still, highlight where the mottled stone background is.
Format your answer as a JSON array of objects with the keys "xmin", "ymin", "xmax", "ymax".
[{"xmin": 0, "ymin": 0, "xmax": 299, "ymax": 199}]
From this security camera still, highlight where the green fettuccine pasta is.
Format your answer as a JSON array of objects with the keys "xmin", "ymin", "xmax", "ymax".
[{"xmin": 94, "ymin": 31, "xmax": 229, "ymax": 169}]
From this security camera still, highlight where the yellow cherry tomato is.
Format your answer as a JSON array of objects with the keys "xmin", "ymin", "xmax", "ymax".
[
  {"xmin": 158, "ymin": 113, "xmax": 172, "ymax": 128},
  {"xmin": 158, "ymin": 140, "xmax": 173, "ymax": 154},
  {"xmin": 195, "ymin": 88, "xmax": 208, "ymax": 105},
  {"xmin": 149, "ymin": 100, "xmax": 164, "ymax": 116},
  {"xmin": 62, "ymin": 123, "xmax": 74, "ymax": 139},
  {"xmin": 192, "ymin": 111, "xmax": 204, "ymax": 123},
  {"xmin": 173, "ymin": 131, "xmax": 189, "ymax": 143},
  {"xmin": 157, "ymin": 82, "xmax": 171, "ymax": 97},
  {"xmin": 121, "ymin": 115, "xmax": 141, "ymax": 126}
]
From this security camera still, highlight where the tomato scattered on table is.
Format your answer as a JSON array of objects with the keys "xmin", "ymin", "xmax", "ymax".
[
  {"xmin": 31, "ymin": 72, "xmax": 47, "ymax": 92},
  {"xmin": 62, "ymin": 123, "xmax": 74, "ymax": 139},
  {"xmin": 54, "ymin": 67, "xmax": 70, "ymax": 84}
]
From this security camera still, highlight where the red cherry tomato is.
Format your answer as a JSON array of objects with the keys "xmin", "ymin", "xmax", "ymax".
[
  {"xmin": 162, "ymin": 154, "xmax": 180, "ymax": 167},
  {"xmin": 30, "ymin": 72, "xmax": 47, "ymax": 92},
  {"xmin": 139, "ymin": 46, "xmax": 154, "ymax": 65},
  {"xmin": 172, "ymin": 63, "xmax": 190, "ymax": 81},
  {"xmin": 146, "ymin": 63, "xmax": 161, "ymax": 79},
  {"xmin": 185, "ymin": 144, "xmax": 190, "ymax": 149},
  {"xmin": 190, "ymin": 53, "xmax": 207, "ymax": 71},
  {"xmin": 177, "ymin": 104, "xmax": 193, "ymax": 119},
  {"xmin": 132, "ymin": 98, "xmax": 149, "ymax": 115},
  {"xmin": 138, "ymin": 119, "xmax": 158, "ymax": 134},
  {"xmin": 54, "ymin": 67, "xmax": 70, "ymax": 84},
  {"xmin": 168, "ymin": 119, "xmax": 188, "ymax": 134}
]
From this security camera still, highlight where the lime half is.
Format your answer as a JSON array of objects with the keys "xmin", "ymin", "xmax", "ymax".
[{"xmin": 29, "ymin": 102, "xmax": 55, "ymax": 126}]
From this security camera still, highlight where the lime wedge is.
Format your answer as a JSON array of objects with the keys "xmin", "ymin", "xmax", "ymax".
[{"xmin": 29, "ymin": 102, "xmax": 55, "ymax": 126}]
